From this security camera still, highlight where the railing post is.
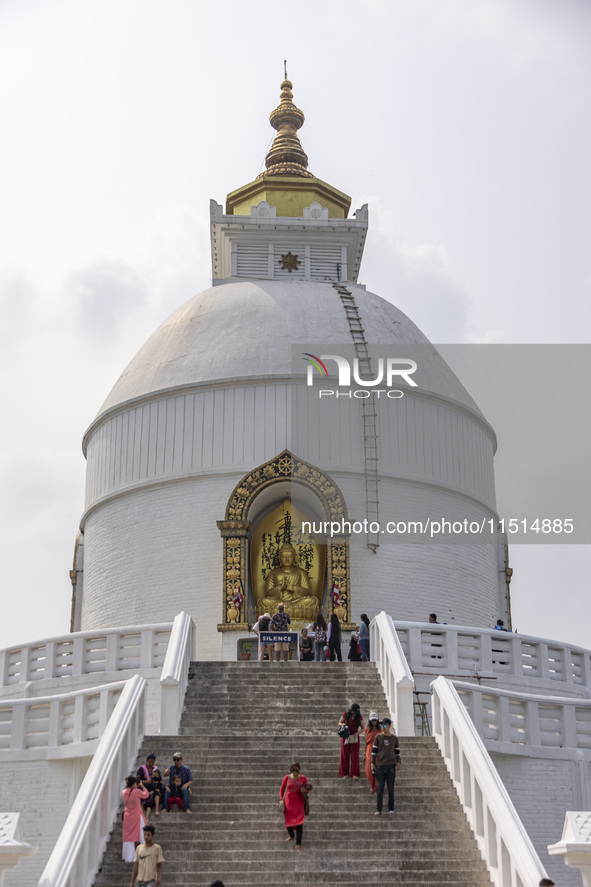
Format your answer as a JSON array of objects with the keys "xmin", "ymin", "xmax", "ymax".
[
  {"xmin": 10, "ymin": 703, "xmax": 25, "ymax": 751},
  {"xmin": 446, "ymin": 629, "xmax": 459, "ymax": 671},
  {"xmin": 480, "ymin": 633, "xmax": 493, "ymax": 672},
  {"xmin": 140, "ymin": 630, "xmax": 153, "ymax": 669},
  {"xmin": 396, "ymin": 677, "xmax": 415, "ymax": 737},
  {"xmin": 21, "ymin": 646, "xmax": 31, "ymax": 683},
  {"xmin": 48, "ymin": 699, "xmax": 60, "ymax": 749},
  {"xmin": 105, "ymin": 633, "xmax": 119, "ymax": 672},
  {"xmin": 72, "ymin": 637, "xmax": 85, "ymax": 676},
  {"xmin": 160, "ymin": 612, "xmax": 195, "ymax": 735},
  {"xmin": 0, "ymin": 649, "xmax": 7, "ymax": 687},
  {"xmin": 509, "ymin": 635, "xmax": 522, "ymax": 677}
]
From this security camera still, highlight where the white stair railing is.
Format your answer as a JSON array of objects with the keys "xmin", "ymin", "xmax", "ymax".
[
  {"xmin": 159, "ymin": 612, "xmax": 195, "ymax": 735},
  {"xmin": 432, "ymin": 675, "xmax": 548, "ymax": 887},
  {"xmin": 0, "ymin": 622, "xmax": 173, "ymax": 686},
  {"xmin": 37, "ymin": 674, "xmax": 145, "ymax": 887},
  {"xmin": 369, "ymin": 612, "xmax": 415, "ymax": 736},
  {"xmin": 395, "ymin": 621, "xmax": 591, "ymax": 694}
]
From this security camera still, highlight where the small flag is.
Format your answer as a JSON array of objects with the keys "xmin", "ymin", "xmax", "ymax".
[
  {"xmin": 234, "ymin": 580, "xmax": 244, "ymax": 608},
  {"xmin": 331, "ymin": 580, "xmax": 340, "ymax": 606}
]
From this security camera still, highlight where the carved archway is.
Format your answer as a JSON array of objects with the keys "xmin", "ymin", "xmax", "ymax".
[{"xmin": 217, "ymin": 449, "xmax": 352, "ymax": 631}]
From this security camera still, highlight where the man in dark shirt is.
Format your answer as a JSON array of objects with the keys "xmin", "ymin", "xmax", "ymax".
[
  {"xmin": 164, "ymin": 752, "xmax": 193, "ymax": 813},
  {"xmin": 270, "ymin": 602, "xmax": 291, "ymax": 661},
  {"xmin": 371, "ymin": 717, "xmax": 401, "ymax": 814}
]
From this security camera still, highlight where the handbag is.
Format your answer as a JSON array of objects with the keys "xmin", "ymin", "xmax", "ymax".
[
  {"xmin": 300, "ymin": 781, "xmax": 313, "ymax": 817},
  {"xmin": 277, "ymin": 798, "xmax": 285, "ymax": 812},
  {"xmin": 338, "ymin": 724, "xmax": 350, "ymax": 739}
]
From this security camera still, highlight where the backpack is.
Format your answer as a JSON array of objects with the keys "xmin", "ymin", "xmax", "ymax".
[{"xmin": 315, "ymin": 627, "xmax": 327, "ymax": 644}]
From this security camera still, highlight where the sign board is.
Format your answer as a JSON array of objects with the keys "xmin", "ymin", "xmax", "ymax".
[{"xmin": 260, "ymin": 632, "xmax": 299, "ymax": 644}]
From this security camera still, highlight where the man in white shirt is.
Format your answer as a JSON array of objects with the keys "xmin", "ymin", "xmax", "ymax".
[{"xmin": 129, "ymin": 823, "xmax": 164, "ymax": 887}]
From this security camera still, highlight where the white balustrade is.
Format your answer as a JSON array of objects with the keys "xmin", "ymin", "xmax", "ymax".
[
  {"xmin": 395, "ymin": 621, "xmax": 591, "ymax": 694},
  {"xmin": 453, "ymin": 680, "xmax": 591, "ymax": 752},
  {"xmin": 432, "ymin": 675, "xmax": 549, "ymax": 887},
  {"xmin": 0, "ymin": 681, "xmax": 128, "ymax": 757},
  {"xmin": 159, "ymin": 611, "xmax": 196, "ymax": 735},
  {"xmin": 369, "ymin": 612, "xmax": 415, "ymax": 736},
  {"xmin": 38, "ymin": 674, "xmax": 146, "ymax": 887},
  {"xmin": 548, "ymin": 811, "xmax": 591, "ymax": 885},
  {"xmin": 0, "ymin": 622, "xmax": 173, "ymax": 686},
  {"xmin": 0, "ymin": 813, "xmax": 35, "ymax": 884}
]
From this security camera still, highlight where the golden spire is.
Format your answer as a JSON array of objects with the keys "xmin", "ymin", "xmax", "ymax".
[{"xmin": 263, "ymin": 74, "xmax": 313, "ymax": 178}]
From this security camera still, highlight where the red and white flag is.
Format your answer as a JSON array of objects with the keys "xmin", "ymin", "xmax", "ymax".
[
  {"xmin": 233, "ymin": 580, "xmax": 244, "ymax": 608},
  {"xmin": 331, "ymin": 580, "xmax": 340, "ymax": 606}
]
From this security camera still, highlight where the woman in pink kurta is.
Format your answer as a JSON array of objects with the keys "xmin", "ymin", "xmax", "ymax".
[
  {"xmin": 279, "ymin": 762, "xmax": 309, "ymax": 848},
  {"xmin": 121, "ymin": 775, "xmax": 149, "ymax": 862}
]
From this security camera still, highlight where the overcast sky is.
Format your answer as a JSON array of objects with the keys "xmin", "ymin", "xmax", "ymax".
[{"xmin": 1, "ymin": 0, "xmax": 590, "ymax": 650}]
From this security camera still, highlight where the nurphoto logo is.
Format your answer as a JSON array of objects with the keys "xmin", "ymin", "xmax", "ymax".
[{"xmin": 302, "ymin": 353, "xmax": 418, "ymax": 399}]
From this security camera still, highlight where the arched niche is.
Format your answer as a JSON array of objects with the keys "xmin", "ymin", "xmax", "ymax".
[{"xmin": 217, "ymin": 449, "xmax": 353, "ymax": 631}]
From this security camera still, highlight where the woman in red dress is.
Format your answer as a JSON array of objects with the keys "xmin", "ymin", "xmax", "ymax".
[
  {"xmin": 279, "ymin": 762, "xmax": 309, "ymax": 848},
  {"xmin": 364, "ymin": 712, "xmax": 382, "ymax": 793},
  {"xmin": 339, "ymin": 703, "xmax": 363, "ymax": 779}
]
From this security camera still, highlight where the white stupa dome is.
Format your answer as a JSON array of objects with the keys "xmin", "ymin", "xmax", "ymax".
[{"xmin": 94, "ymin": 280, "xmax": 484, "ymax": 423}]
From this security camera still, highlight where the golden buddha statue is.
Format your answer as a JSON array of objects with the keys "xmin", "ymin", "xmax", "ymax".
[{"xmin": 259, "ymin": 543, "xmax": 319, "ymax": 618}]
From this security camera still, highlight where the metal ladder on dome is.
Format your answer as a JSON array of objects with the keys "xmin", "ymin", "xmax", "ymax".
[{"xmin": 332, "ymin": 281, "xmax": 380, "ymax": 553}]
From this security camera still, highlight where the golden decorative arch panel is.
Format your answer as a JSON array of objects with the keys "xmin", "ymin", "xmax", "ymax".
[{"xmin": 217, "ymin": 449, "xmax": 352, "ymax": 631}]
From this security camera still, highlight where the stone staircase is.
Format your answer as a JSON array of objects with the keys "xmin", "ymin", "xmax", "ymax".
[{"xmin": 94, "ymin": 662, "xmax": 491, "ymax": 886}]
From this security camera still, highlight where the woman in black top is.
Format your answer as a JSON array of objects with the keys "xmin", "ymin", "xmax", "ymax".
[{"xmin": 328, "ymin": 613, "xmax": 342, "ymax": 661}]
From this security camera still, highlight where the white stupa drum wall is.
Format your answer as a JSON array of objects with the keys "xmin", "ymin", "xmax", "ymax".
[{"xmin": 76, "ymin": 281, "xmax": 507, "ymax": 657}]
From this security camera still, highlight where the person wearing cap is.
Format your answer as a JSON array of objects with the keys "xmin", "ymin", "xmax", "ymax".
[
  {"xmin": 164, "ymin": 753, "xmax": 193, "ymax": 813},
  {"xmin": 253, "ymin": 611, "xmax": 273, "ymax": 662},
  {"xmin": 371, "ymin": 717, "xmax": 401, "ymax": 814},
  {"xmin": 129, "ymin": 822, "xmax": 164, "ymax": 887},
  {"xmin": 338, "ymin": 703, "xmax": 364, "ymax": 779},
  {"xmin": 364, "ymin": 712, "xmax": 382, "ymax": 793},
  {"xmin": 270, "ymin": 602, "xmax": 291, "ymax": 662}
]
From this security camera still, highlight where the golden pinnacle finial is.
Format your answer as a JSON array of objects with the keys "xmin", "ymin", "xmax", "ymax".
[{"xmin": 263, "ymin": 72, "xmax": 313, "ymax": 178}]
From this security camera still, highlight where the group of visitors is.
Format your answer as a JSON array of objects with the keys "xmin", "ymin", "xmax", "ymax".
[
  {"xmin": 338, "ymin": 703, "xmax": 401, "ymax": 813},
  {"xmin": 279, "ymin": 703, "xmax": 401, "ymax": 847},
  {"xmin": 252, "ymin": 608, "xmax": 372, "ymax": 662},
  {"xmin": 122, "ymin": 752, "xmax": 193, "ymax": 865}
]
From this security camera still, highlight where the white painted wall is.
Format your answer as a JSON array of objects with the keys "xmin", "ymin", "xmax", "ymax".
[
  {"xmin": 3, "ymin": 757, "xmax": 91, "ymax": 887},
  {"xmin": 491, "ymin": 752, "xmax": 586, "ymax": 887},
  {"xmin": 77, "ymin": 470, "xmax": 506, "ymax": 656}
]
